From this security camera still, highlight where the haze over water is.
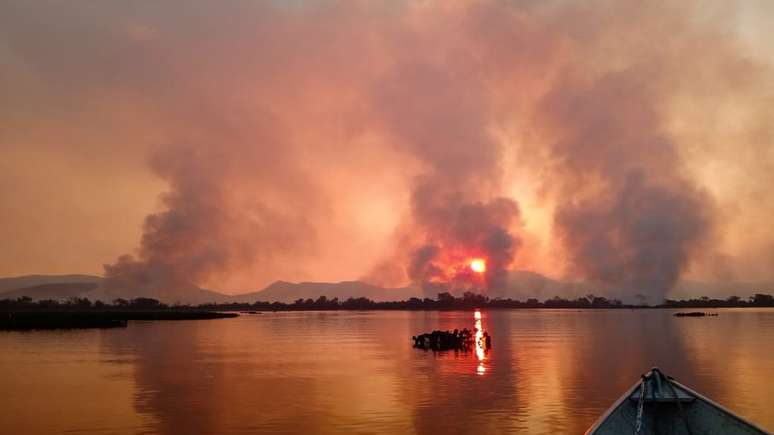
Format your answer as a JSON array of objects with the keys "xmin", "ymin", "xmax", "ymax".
[{"xmin": 1, "ymin": 309, "xmax": 773, "ymax": 434}]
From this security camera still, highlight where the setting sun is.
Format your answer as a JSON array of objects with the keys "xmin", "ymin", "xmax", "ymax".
[{"xmin": 470, "ymin": 258, "xmax": 486, "ymax": 273}]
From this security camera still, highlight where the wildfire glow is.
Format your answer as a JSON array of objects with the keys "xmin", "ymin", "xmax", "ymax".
[{"xmin": 470, "ymin": 258, "xmax": 486, "ymax": 274}]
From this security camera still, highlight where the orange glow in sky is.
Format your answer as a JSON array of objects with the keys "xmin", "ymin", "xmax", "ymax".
[{"xmin": 470, "ymin": 259, "xmax": 486, "ymax": 274}]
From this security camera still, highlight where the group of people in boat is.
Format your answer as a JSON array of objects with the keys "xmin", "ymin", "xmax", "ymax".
[{"xmin": 412, "ymin": 328, "xmax": 492, "ymax": 351}]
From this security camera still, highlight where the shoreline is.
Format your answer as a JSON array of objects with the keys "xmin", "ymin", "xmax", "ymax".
[{"xmin": 2, "ymin": 305, "xmax": 768, "ymax": 330}]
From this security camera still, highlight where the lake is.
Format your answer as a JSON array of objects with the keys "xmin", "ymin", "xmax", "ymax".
[{"xmin": 1, "ymin": 309, "xmax": 773, "ymax": 434}]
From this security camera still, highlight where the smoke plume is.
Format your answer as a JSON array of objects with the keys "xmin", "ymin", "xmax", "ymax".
[
  {"xmin": 4, "ymin": 1, "xmax": 770, "ymax": 300},
  {"xmin": 535, "ymin": 68, "xmax": 714, "ymax": 301},
  {"xmin": 103, "ymin": 138, "xmax": 321, "ymax": 299},
  {"xmin": 370, "ymin": 51, "xmax": 523, "ymax": 295}
]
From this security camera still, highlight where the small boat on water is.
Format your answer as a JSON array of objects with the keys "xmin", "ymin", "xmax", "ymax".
[{"xmin": 586, "ymin": 368, "xmax": 769, "ymax": 435}]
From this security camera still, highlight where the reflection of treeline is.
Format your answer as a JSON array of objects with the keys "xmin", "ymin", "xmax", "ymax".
[{"xmin": 2, "ymin": 292, "xmax": 773, "ymax": 312}]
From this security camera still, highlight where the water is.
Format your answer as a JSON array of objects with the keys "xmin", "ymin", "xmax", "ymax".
[{"xmin": 1, "ymin": 309, "xmax": 773, "ymax": 434}]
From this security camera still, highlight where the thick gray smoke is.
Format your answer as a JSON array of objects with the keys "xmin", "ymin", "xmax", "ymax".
[
  {"xmin": 535, "ymin": 64, "xmax": 714, "ymax": 302},
  {"xmin": 103, "ymin": 139, "xmax": 320, "ymax": 300},
  {"xmin": 554, "ymin": 174, "xmax": 710, "ymax": 301},
  {"xmin": 404, "ymin": 192, "xmax": 521, "ymax": 296},
  {"xmin": 54, "ymin": 0, "xmax": 769, "ymax": 303},
  {"xmin": 370, "ymin": 56, "xmax": 522, "ymax": 295}
]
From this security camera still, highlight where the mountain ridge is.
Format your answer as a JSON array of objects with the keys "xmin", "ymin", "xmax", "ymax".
[
  {"xmin": 0, "ymin": 282, "xmax": 100, "ymax": 301},
  {"xmin": 229, "ymin": 280, "xmax": 421, "ymax": 303},
  {"xmin": 0, "ymin": 274, "xmax": 102, "ymax": 294},
  {"xmin": 1, "ymin": 273, "xmax": 771, "ymax": 304}
]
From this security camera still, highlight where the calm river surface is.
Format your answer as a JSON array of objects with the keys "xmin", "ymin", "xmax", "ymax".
[{"xmin": 1, "ymin": 309, "xmax": 773, "ymax": 434}]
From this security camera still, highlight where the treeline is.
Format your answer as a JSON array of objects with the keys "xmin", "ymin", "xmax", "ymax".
[
  {"xmin": 202, "ymin": 292, "xmax": 627, "ymax": 311},
  {"xmin": 3, "ymin": 292, "xmax": 774, "ymax": 312},
  {"xmin": 0, "ymin": 292, "xmax": 626, "ymax": 311},
  {"xmin": 203, "ymin": 292, "xmax": 774, "ymax": 311},
  {"xmin": 661, "ymin": 293, "xmax": 774, "ymax": 308}
]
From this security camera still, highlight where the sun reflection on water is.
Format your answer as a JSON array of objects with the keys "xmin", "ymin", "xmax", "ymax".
[{"xmin": 474, "ymin": 309, "xmax": 487, "ymax": 375}]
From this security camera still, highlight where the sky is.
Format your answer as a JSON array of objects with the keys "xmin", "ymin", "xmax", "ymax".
[{"xmin": 1, "ymin": 0, "xmax": 772, "ymax": 296}]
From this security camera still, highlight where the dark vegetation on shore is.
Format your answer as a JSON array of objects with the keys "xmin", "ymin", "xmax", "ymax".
[
  {"xmin": 4, "ymin": 291, "xmax": 773, "ymax": 314},
  {"xmin": 3, "ymin": 292, "xmax": 772, "ymax": 331},
  {"xmin": 663, "ymin": 294, "xmax": 774, "ymax": 308},
  {"xmin": 211, "ymin": 292, "xmax": 774, "ymax": 311}
]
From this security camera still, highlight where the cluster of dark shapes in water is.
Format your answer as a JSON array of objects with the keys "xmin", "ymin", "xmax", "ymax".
[
  {"xmin": 412, "ymin": 328, "xmax": 492, "ymax": 351},
  {"xmin": 673, "ymin": 311, "xmax": 720, "ymax": 317}
]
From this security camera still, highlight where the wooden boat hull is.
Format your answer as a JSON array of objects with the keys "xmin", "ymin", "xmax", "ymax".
[{"xmin": 586, "ymin": 368, "xmax": 769, "ymax": 435}]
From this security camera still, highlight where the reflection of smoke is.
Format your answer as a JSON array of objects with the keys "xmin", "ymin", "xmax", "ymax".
[{"xmin": 100, "ymin": 322, "xmax": 330, "ymax": 434}]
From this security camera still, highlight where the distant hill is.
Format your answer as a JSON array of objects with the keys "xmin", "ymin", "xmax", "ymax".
[
  {"xmin": 87, "ymin": 282, "xmax": 229, "ymax": 305},
  {"xmin": 3, "ymin": 272, "xmax": 771, "ymax": 305},
  {"xmin": 0, "ymin": 274, "xmax": 227, "ymax": 304},
  {"xmin": 229, "ymin": 272, "xmax": 584, "ymax": 304},
  {"xmin": 229, "ymin": 280, "xmax": 422, "ymax": 303},
  {"xmin": 0, "ymin": 273, "xmax": 577, "ymax": 304},
  {"xmin": 1, "ymin": 282, "xmax": 100, "ymax": 300},
  {"xmin": 0, "ymin": 274, "xmax": 102, "ymax": 294}
]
